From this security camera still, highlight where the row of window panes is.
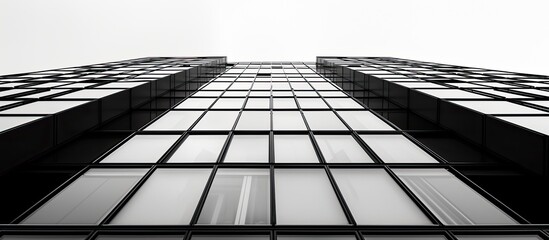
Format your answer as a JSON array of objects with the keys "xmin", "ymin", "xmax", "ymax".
[
  {"xmin": 201, "ymin": 82, "xmax": 339, "ymax": 91},
  {"xmin": 174, "ymin": 98, "xmax": 362, "ymax": 109},
  {"xmin": 99, "ymin": 133, "xmax": 436, "ymax": 164},
  {"xmin": 145, "ymin": 110, "xmax": 392, "ymax": 131},
  {"xmin": 2, "ymin": 234, "xmax": 541, "ymax": 240},
  {"xmin": 192, "ymin": 91, "xmax": 347, "ymax": 97},
  {"xmin": 20, "ymin": 167, "xmax": 516, "ymax": 226}
]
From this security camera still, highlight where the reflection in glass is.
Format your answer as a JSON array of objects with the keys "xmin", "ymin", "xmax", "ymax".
[
  {"xmin": 315, "ymin": 135, "xmax": 373, "ymax": 163},
  {"xmin": 174, "ymin": 98, "xmax": 216, "ymax": 109},
  {"xmin": 236, "ymin": 111, "xmax": 271, "ymax": 130},
  {"xmin": 455, "ymin": 235, "xmax": 542, "ymax": 240},
  {"xmin": 275, "ymin": 169, "xmax": 348, "ymax": 225},
  {"xmin": 303, "ymin": 111, "xmax": 347, "ymax": 130},
  {"xmin": 331, "ymin": 169, "xmax": 432, "ymax": 225},
  {"xmin": 109, "ymin": 169, "xmax": 211, "ymax": 225},
  {"xmin": 278, "ymin": 236, "xmax": 356, "ymax": 240},
  {"xmin": 193, "ymin": 111, "xmax": 239, "ymax": 130},
  {"xmin": 168, "ymin": 135, "xmax": 227, "ymax": 163},
  {"xmin": 21, "ymin": 169, "xmax": 146, "ymax": 224},
  {"xmin": 273, "ymin": 111, "xmax": 307, "ymax": 130},
  {"xmin": 337, "ymin": 111, "xmax": 394, "ymax": 130},
  {"xmin": 274, "ymin": 135, "xmax": 318, "ymax": 163},
  {"xmin": 224, "ymin": 135, "xmax": 269, "ymax": 163},
  {"xmin": 198, "ymin": 169, "xmax": 270, "ymax": 225},
  {"xmin": 101, "ymin": 135, "xmax": 179, "ymax": 163},
  {"xmin": 393, "ymin": 169, "xmax": 518, "ymax": 225},
  {"xmin": 360, "ymin": 135, "xmax": 438, "ymax": 163},
  {"xmin": 144, "ymin": 111, "xmax": 202, "ymax": 131}
]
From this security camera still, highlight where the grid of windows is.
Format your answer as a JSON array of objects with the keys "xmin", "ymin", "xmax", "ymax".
[
  {"xmin": 317, "ymin": 57, "xmax": 549, "ymax": 176},
  {"xmin": 0, "ymin": 57, "xmax": 225, "ymax": 174},
  {"xmin": 2, "ymin": 61, "xmax": 546, "ymax": 239}
]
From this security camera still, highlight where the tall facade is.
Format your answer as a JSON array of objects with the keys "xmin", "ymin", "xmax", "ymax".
[{"xmin": 0, "ymin": 57, "xmax": 548, "ymax": 239}]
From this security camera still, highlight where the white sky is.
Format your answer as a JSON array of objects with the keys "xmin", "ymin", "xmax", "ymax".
[{"xmin": 1, "ymin": 0, "xmax": 548, "ymax": 75}]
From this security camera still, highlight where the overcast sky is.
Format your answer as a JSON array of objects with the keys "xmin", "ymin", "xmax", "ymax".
[{"xmin": 1, "ymin": 0, "xmax": 548, "ymax": 75}]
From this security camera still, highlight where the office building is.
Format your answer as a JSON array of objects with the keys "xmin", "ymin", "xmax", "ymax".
[{"xmin": 0, "ymin": 57, "xmax": 548, "ymax": 239}]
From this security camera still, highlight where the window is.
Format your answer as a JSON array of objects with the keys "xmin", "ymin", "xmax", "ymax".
[
  {"xmin": 337, "ymin": 111, "xmax": 394, "ymax": 130},
  {"xmin": 224, "ymin": 135, "xmax": 269, "ymax": 163},
  {"xmin": 191, "ymin": 236, "xmax": 269, "ymax": 240},
  {"xmin": 21, "ymin": 168, "xmax": 146, "ymax": 224},
  {"xmin": 303, "ymin": 111, "xmax": 348, "ymax": 131},
  {"xmin": 331, "ymin": 169, "xmax": 432, "ymax": 225},
  {"xmin": 449, "ymin": 101, "xmax": 545, "ymax": 115},
  {"xmin": 144, "ymin": 111, "xmax": 202, "ymax": 131},
  {"xmin": 245, "ymin": 98, "xmax": 270, "ymax": 109},
  {"xmin": 175, "ymin": 98, "xmax": 216, "ymax": 109},
  {"xmin": 275, "ymin": 169, "xmax": 348, "ymax": 225},
  {"xmin": 273, "ymin": 98, "xmax": 298, "ymax": 109},
  {"xmin": 393, "ymin": 168, "xmax": 518, "ymax": 225},
  {"xmin": 0, "ymin": 100, "xmax": 89, "ymax": 114},
  {"xmin": 211, "ymin": 98, "xmax": 245, "ymax": 109},
  {"xmin": 0, "ymin": 116, "xmax": 42, "ymax": 132},
  {"xmin": 101, "ymin": 135, "xmax": 179, "ymax": 163},
  {"xmin": 95, "ymin": 236, "xmax": 184, "ymax": 240},
  {"xmin": 0, "ymin": 236, "xmax": 87, "ymax": 240},
  {"xmin": 109, "ymin": 168, "xmax": 211, "ymax": 225},
  {"xmin": 192, "ymin": 111, "xmax": 239, "ymax": 130},
  {"xmin": 54, "ymin": 89, "xmax": 123, "ymax": 99},
  {"xmin": 274, "ymin": 135, "xmax": 318, "ymax": 163},
  {"xmin": 198, "ymin": 169, "xmax": 270, "ymax": 225},
  {"xmin": 324, "ymin": 98, "xmax": 364, "ymax": 109},
  {"xmin": 363, "ymin": 236, "xmax": 447, "ymax": 240},
  {"xmin": 236, "ymin": 111, "xmax": 271, "ymax": 130},
  {"xmin": 272, "ymin": 111, "xmax": 307, "ymax": 130},
  {"xmin": 168, "ymin": 135, "xmax": 227, "ymax": 163},
  {"xmin": 360, "ymin": 135, "xmax": 438, "ymax": 163},
  {"xmin": 297, "ymin": 98, "xmax": 329, "ymax": 109},
  {"xmin": 278, "ymin": 236, "xmax": 356, "ymax": 240},
  {"xmin": 454, "ymin": 236, "xmax": 542, "ymax": 240},
  {"xmin": 315, "ymin": 135, "xmax": 373, "ymax": 163}
]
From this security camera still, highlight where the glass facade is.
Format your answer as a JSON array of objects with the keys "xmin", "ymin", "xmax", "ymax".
[{"xmin": 0, "ymin": 58, "xmax": 548, "ymax": 239}]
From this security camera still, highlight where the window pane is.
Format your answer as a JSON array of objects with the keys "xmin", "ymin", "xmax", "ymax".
[
  {"xmin": 101, "ymin": 135, "xmax": 179, "ymax": 163},
  {"xmin": 303, "ymin": 111, "xmax": 347, "ymax": 130},
  {"xmin": 315, "ymin": 135, "xmax": 373, "ymax": 163},
  {"xmin": 364, "ymin": 236, "xmax": 447, "ymax": 240},
  {"xmin": 211, "ymin": 98, "xmax": 245, "ymax": 109},
  {"xmin": 273, "ymin": 98, "xmax": 298, "ymax": 109},
  {"xmin": 198, "ymin": 169, "xmax": 270, "ymax": 225},
  {"xmin": 0, "ymin": 101, "xmax": 88, "ymax": 114},
  {"xmin": 145, "ymin": 111, "xmax": 202, "ymax": 131},
  {"xmin": 224, "ymin": 135, "xmax": 269, "ymax": 163},
  {"xmin": 273, "ymin": 111, "xmax": 306, "ymax": 130},
  {"xmin": 193, "ymin": 111, "xmax": 239, "ymax": 130},
  {"xmin": 325, "ymin": 98, "xmax": 364, "ymax": 109},
  {"xmin": 393, "ymin": 168, "xmax": 518, "ymax": 225},
  {"xmin": 455, "ymin": 235, "xmax": 542, "ymax": 240},
  {"xmin": 337, "ymin": 111, "xmax": 394, "ymax": 131},
  {"xmin": 245, "ymin": 98, "xmax": 270, "ymax": 109},
  {"xmin": 175, "ymin": 98, "xmax": 216, "ymax": 109},
  {"xmin": 21, "ymin": 169, "xmax": 146, "ymax": 224},
  {"xmin": 0, "ymin": 116, "xmax": 42, "ymax": 132},
  {"xmin": 0, "ymin": 236, "xmax": 87, "ymax": 240},
  {"xmin": 109, "ymin": 168, "xmax": 211, "ymax": 225},
  {"xmin": 96, "ymin": 236, "xmax": 183, "ymax": 240},
  {"xmin": 360, "ymin": 135, "xmax": 438, "ymax": 163},
  {"xmin": 331, "ymin": 169, "xmax": 432, "ymax": 225},
  {"xmin": 168, "ymin": 135, "xmax": 227, "ymax": 163},
  {"xmin": 275, "ymin": 169, "xmax": 348, "ymax": 225},
  {"xmin": 229, "ymin": 82, "xmax": 252, "ymax": 90},
  {"xmin": 192, "ymin": 236, "xmax": 269, "ymax": 240},
  {"xmin": 236, "ymin": 111, "xmax": 271, "ymax": 130},
  {"xmin": 202, "ymin": 82, "xmax": 231, "ymax": 90},
  {"xmin": 278, "ymin": 236, "xmax": 356, "ymax": 240},
  {"xmin": 274, "ymin": 135, "xmax": 318, "ymax": 163},
  {"xmin": 297, "ymin": 98, "xmax": 329, "ymax": 109}
]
